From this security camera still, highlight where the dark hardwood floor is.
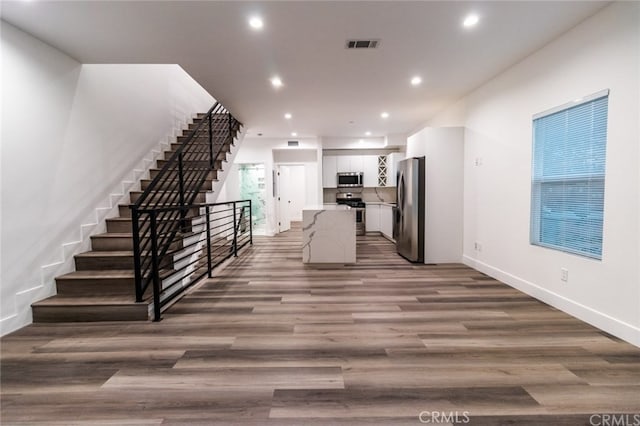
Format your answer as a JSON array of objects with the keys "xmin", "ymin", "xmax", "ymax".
[{"xmin": 2, "ymin": 226, "xmax": 639, "ymax": 425}]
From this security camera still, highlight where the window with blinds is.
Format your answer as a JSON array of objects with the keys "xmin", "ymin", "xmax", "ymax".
[{"xmin": 530, "ymin": 90, "xmax": 609, "ymax": 259}]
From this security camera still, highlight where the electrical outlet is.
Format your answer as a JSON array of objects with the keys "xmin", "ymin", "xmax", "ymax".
[
  {"xmin": 560, "ymin": 268, "xmax": 569, "ymax": 282},
  {"xmin": 475, "ymin": 157, "xmax": 483, "ymax": 166},
  {"xmin": 474, "ymin": 242, "xmax": 482, "ymax": 252}
]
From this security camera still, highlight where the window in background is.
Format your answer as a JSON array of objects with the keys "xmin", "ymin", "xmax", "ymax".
[{"xmin": 530, "ymin": 90, "xmax": 609, "ymax": 259}]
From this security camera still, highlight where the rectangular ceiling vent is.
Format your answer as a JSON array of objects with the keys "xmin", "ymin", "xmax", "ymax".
[
  {"xmin": 346, "ymin": 39, "xmax": 380, "ymax": 49},
  {"xmin": 288, "ymin": 141, "xmax": 299, "ymax": 147}
]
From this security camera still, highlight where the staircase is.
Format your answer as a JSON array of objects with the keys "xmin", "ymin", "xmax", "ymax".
[{"xmin": 32, "ymin": 107, "xmax": 241, "ymax": 322}]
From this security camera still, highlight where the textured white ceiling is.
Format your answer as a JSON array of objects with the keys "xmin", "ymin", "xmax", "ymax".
[{"xmin": 2, "ymin": 1, "xmax": 608, "ymax": 138}]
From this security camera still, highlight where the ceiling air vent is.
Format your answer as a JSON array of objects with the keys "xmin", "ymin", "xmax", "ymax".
[
  {"xmin": 346, "ymin": 39, "xmax": 380, "ymax": 49},
  {"xmin": 288, "ymin": 141, "xmax": 299, "ymax": 147}
]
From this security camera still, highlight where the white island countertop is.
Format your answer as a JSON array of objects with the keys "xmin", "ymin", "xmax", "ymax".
[{"xmin": 302, "ymin": 205, "xmax": 356, "ymax": 264}]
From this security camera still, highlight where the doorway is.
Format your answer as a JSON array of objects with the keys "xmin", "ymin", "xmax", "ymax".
[{"xmin": 277, "ymin": 164, "xmax": 306, "ymax": 233}]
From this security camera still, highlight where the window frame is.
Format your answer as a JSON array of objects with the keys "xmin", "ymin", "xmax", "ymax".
[{"xmin": 529, "ymin": 89, "xmax": 609, "ymax": 260}]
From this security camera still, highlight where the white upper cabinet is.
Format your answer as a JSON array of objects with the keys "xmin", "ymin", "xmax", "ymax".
[
  {"xmin": 349, "ymin": 155, "xmax": 364, "ymax": 174},
  {"xmin": 322, "ymin": 155, "xmax": 337, "ymax": 188},
  {"xmin": 335, "ymin": 155, "xmax": 351, "ymax": 173},
  {"xmin": 336, "ymin": 155, "xmax": 364, "ymax": 173},
  {"xmin": 386, "ymin": 152, "xmax": 404, "ymax": 187},
  {"xmin": 362, "ymin": 156, "xmax": 378, "ymax": 187}
]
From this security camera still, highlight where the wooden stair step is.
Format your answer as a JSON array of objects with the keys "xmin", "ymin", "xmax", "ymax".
[
  {"xmin": 91, "ymin": 232, "xmax": 186, "ymax": 252},
  {"xmin": 119, "ymin": 204, "xmax": 203, "ymax": 218},
  {"xmin": 164, "ymin": 146, "xmax": 230, "ymax": 160},
  {"xmin": 149, "ymin": 168, "xmax": 218, "ymax": 180},
  {"xmin": 105, "ymin": 217, "xmax": 133, "ymax": 233},
  {"xmin": 75, "ymin": 250, "xmax": 137, "ymax": 270},
  {"xmin": 55, "ymin": 270, "xmax": 135, "ymax": 296},
  {"xmin": 31, "ymin": 295, "xmax": 149, "ymax": 322},
  {"xmin": 90, "ymin": 232, "xmax": 134, "ymax": 251},
  {"xmin": 156, "ymin": 158, "xmax": 223, "ymax": 169},
  {"xmin": 129, "ymin": 190, "xmax": 208, "ymax": 204},
  {"xmin": 140, "ymin": 178, "xmax": 213, "ymax": 191},
  {"xmin": 106, "ymin": 216, "xmax": 197, "ymax": 233}
]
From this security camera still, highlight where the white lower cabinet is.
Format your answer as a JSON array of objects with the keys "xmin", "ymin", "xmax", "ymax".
[
  {"xmin": 380, "ymin": 204, "xmax": 394, "ymax": 240},
  {"xmin": 365, "ymin": 204, "xmax": 380, "ymax": 232}
]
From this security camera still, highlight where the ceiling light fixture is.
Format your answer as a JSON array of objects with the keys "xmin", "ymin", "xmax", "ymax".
[
  {"xmin": 411, "ymin": 76, "xmax": 422, "ymax": 86},
  {"xmin": 291, "ymin": 132, "xmax": 297, "ymax": 137},
  {"xmin": 381, "ymin": 112, "xmax": 389, "ymax": 119},
  {"xmin": 284, "ymin": 113, "xmax": 292, "ymax": 119},
  {"xmin": 463, "ymin": 14, "xmax": 479, "ymax": 28},
  {"xmin": 270, "ymin": 76, "xmax": 283, "ymax": 88},
  {"xmin": 249, "ymin": 16, "xmax": 264, "ymax": 30},
  {"xmin": 365, "ymin": 131, "xmax": 371, "ymax": 136}
]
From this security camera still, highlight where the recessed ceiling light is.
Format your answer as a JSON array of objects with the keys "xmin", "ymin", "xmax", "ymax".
[
  {"xmin": 411, "ymin": 76, "xmax": 422, "ymax": 86},
  {"xmin": 249, "ymin": 16, "xmax": 264, "ymax": 30},
  {"xmin": 284, "ymin": 113, "xmax": 292, "ymax": 119},
  {"xmin": 463, "ymin": 14, "xmax": 479, "ymax": 28},
  {"xmin": 365, "ymin": 131, "xmax": 371, "ymax": 136},
  {"xmin": 270, "ymin": 76, "xmax": 283, "ymax": 88},
  {"xmin": 381, "ymin": 112, "xmax": 389, "ymax": 119},
  {"xmin": 291, "ymin": 132, "xmax": 297, "ymax": 137}
]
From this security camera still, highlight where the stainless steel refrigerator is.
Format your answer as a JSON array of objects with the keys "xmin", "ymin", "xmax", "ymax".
[{"xmin": 395, "ymin": 157, "xmax": 425, "ymax": 262}]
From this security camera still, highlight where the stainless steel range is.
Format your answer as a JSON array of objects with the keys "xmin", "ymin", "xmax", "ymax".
[{"xmin": 336, "ymin": 193, "xmax": 366, "ymax": 236}]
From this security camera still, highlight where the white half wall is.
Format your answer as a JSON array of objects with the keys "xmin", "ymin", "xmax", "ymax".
[
  {"xmin": 1, "ymin": 22, "xmax": 215, "ymax": 335},
  {"xmin": 427, "ymin": 2, "xmax": 640, "ymax": 345}
]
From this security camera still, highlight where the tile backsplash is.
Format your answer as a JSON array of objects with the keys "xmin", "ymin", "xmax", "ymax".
[{"xmin": 323, "ymin": 187, "xmax": 396, "ymax": 204}]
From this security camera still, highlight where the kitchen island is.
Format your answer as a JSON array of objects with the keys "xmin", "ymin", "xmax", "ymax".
[{"xmin": 302, "ymin": 204, "xmax": 356, "ymax": 264}]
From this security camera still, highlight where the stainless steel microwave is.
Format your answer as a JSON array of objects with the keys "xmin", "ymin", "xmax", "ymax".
[{"xmin": 337, "ymin": 172, "xmax": 363, "ymax": 187}]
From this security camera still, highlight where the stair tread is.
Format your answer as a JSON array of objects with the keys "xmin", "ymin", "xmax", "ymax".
[
  {"xmin": 58, "ymin": 270, "xmax": 135, "ymax": 279},
  {"xmin": 75, "ymin": 250, "xmax": 134, "ymax": 258},
  {"xmin": 92, "ymin": 233, "xmax": 132, "ymax": 238},
  {"xmin": 33, "ymin": 296, "xmax": 142, "ymax": 306}
]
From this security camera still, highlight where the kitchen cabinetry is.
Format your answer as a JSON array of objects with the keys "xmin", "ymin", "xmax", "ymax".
[
  {"xmin": 380, "ymin": 204, "xmax": 394, "ymax": 240},
  {"xmin": 365, "ymin": 204, "xmax": 380, "ymax": 232},
  {"xmin": 336, "ymin": 155, "xmax": 364, "ymax": 173},
  {"xmin": 386, "ymin": 152, "xmax": 404, "ymax": 187},
  {"xmin": 322, "ymin": 155, "xmax": 337, "ymax": 188},
  {"xmin": 323, "ymin": 152, "xmax": 404, "ymax": 188}
]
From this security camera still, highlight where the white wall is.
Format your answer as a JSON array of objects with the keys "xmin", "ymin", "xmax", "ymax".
[
  {"xmin": 226, "ymin": 137, "xmax": 322, "ymax": 235},
  {"xmin": 1, "ymin": 22, "xmax": 215, "ymax": 335},
  {"xmin": 406, "ymin": 127, "xmax": 464, "ymax": 264},
  {"xmin": 427, "ymin": 2, "xmax": 640, "ymax": 345}
]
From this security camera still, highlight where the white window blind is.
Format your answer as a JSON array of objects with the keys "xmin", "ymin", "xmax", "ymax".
[{"xmin": 530, "ymin": 90, "xmax": 609, "ymax": 259}]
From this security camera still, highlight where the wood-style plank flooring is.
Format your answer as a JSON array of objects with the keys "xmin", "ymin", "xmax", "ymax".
[{"xmin": 2, "ymin": 225, "xmax": 640, "ymax": 425}]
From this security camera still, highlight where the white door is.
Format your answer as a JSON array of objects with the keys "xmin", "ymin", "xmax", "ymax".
[
  {"xmin": 277, "ymin": 166, "xmax": 291, "ymax": 232},
  {"xmin": 287, "ymin": 165, "xmax": 306, "ymax": 221},
  {"xmin": 277, "ymin": 165, "xmax": 306, "ymax": 232}
]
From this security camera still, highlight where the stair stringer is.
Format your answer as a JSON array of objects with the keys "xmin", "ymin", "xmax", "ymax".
[{"xmin": 0, "ymin": 115, "xmax": 198, "ymax": 336}]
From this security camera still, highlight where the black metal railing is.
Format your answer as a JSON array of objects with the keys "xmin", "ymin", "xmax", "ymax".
[
  {"xmin": 130, "ymin": 102, "xmax": 243, "ymax": 313},
  {"xmin": 135, "ymin": 200, "xmax": 252, "ymax": 320}
]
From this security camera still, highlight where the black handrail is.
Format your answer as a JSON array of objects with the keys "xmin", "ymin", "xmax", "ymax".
[
  {"xmin": 130, "ymin": 102, "xmax": 242, "ymax": 304},
  {"xmin": 138, "ymin": 200, "xmax": 252, "ymax": 320}
]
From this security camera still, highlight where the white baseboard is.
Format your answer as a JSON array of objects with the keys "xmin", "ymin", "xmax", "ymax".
[{"xmin": 463, "ymin": 254, "xmax": 640, "ymax": 348}]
